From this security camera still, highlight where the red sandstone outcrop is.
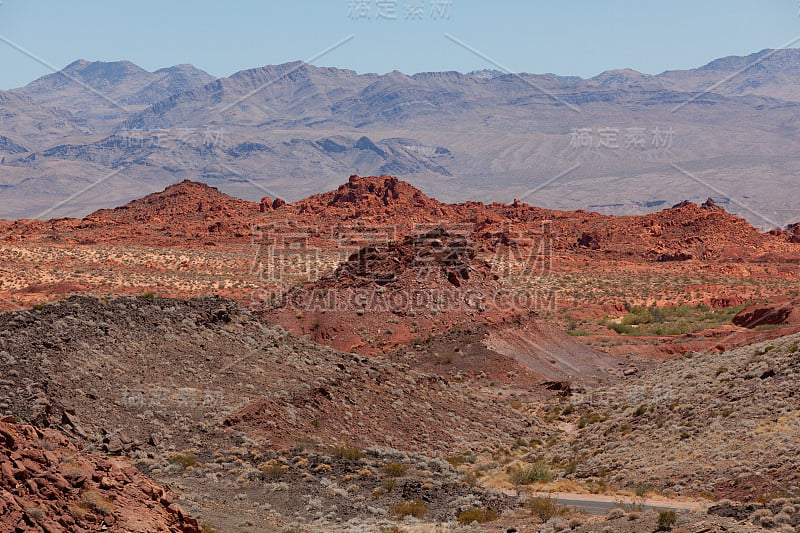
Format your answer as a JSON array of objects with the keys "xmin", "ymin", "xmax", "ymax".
[{"xmin": 0, "ymin": 418, "xmax": 200, "ymax": 533}]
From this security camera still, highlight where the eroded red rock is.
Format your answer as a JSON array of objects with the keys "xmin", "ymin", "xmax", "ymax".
[
  {"xmin": 0, "ymin": 419, "xmax": 200, "ymax": 533},
  {"xmin": 733, "ymin": 302, "xmax": 793, "ymax": 328}
]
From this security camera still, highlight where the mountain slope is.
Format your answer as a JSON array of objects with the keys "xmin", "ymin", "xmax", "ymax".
[{"xmin": 2, "ymin": 53, "xmax": 800, "ymax": 227}]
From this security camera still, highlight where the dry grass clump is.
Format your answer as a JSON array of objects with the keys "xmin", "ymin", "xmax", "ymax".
[
  {"xmin": 383, "ymin": 462, "xmax": 409, "ymax": 477},
  {"xmin": 169, "ymin": 450, "xmax": 198, "ymax": 468},
  {"xmin": 391, "ymin": 498, "xmax": 427, "ymax": 519},
  {"xmin": 25, "ymin": 507, "xmax": 45, "ymax": 522},
  {"xmin": 330, "ymin": 443, "xmax": 364, "ymax": 460},
  {"xmin": 80, "ymin": 489, "xmax": 114, "ymax": 515},
  {"xmin": 525, "ymin": 497, "xmax": 568, "ymax": 521},
  {"xmin": 258, "ymin": 459, "xmax": 288, "ymax": 479},
  {"xmin": 457, "ymin": 507, "xmax": 498, "ymax": 525},
  {"xmin": 657, "ymin": 509, "xmax": 677, "ymax": 530}
]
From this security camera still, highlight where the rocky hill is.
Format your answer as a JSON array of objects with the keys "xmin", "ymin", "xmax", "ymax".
[
  {"xmin": 91, "ymin": 179, "xmax": 258, "ymax": 222},
  {"xmin": 260, "ymin": 224, "xmax": 511, "ymax": 353},
  {"xmin": 0, "ymin": 295, "xmax": 554, "ymax": 529},
  {"xmin": 544, "ymin": 332, "xmax": 800, "ymax": 502},
  {"xmin": 0, "ymin": 418, "xmax": 200, "ymax": 532}
]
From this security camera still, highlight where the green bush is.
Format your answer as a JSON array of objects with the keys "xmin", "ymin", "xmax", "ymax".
[
  {"xmin": 509, "ymin": 461, "xmax": 553, "ymax": 485},
  {"xmin": 608, "ymin": 322, "xmax": 637, "ymax": 335},
  {"xmin": 608, "ymin": 304, "xmax": 743, "ymax": 336}
]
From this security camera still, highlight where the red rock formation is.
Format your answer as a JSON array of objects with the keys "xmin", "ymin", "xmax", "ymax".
[
  {"xmin": 733, "ymin": 302, "xmax": 793, "ymax": 328},
  {"xmin": 788, "ymin": 222, "xmax": 800, "ymax": 243},
  {"xmin": 0, "ymin": 418, "xmax": 200, "ymax": 533},
  {"xmin": 577, "ymin": 231, "xmax": 600, "ymax": 249},
  {"xmin": 90, "ymin": 179, "xmax": 257, "ymax": 223},
  {"xmin": 709, "ymin": 296, "xmax": 746, "ymax": 309},
  {"xmin": 272, "ymin": 198, "xmax": 286, "ymax": 209},
  {"xmin": 260, "ymin": 226, "xmax": 512, "ymax": 354},
  {"xmin": 259, "ymin": 196, "xmax": 273, "ymax": 212},
  {"xmin": 292, "ymin": 174, "xmax": 452, "ymax": 222},
  {"xmin": 701, "ymin": 197, "xmax": 718, "ymax": 209}
]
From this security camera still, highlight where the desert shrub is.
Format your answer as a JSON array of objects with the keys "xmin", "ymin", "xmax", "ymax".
[
  {"xmin": 382, "ymin": 477, "xmax": 397, "ymax": 492},
  {"xmin": 68, "ymin": 504, "xmax": 86, "ymax": 520},
  {"xmin": 201, "ymin": 524, "xmax": 221, "ymax": 533},
  {"xmin": 80, "ymin": 489, "xmax": 114, "ymax": 515},
  {"xmin": 330, "ymin": 443, "xmax": 364, "ymax": 460},
  {"xmin": 606, "ymin": 508, "xmax": 626, "ymax": 519},
  {"xmin": 610, "ymin": 304, "xmax": 742, "ymax": 336},
  {"xmin": 788, "ymin": 343, "xmax": 798, "ymax": 353},
  {"xmin": 622, "ymin": 306, "xmax": 654, "ymax": 325},
  {"xmin": 509, "ymin": 461, "xmax": 553, "ymax": 485},
  {"xmin": 142, "ymin": 291, "xmax": 156, "ymax": 299},
  {"xmin": 445, "ymin": 454, "xmax": 466, "ymax": 467},
  {"xmin": 25, "ymin": 507, "xmax": 45, "ymax": 522},
  {"xmin": 258, "ymin": 460, "xmax": 286, "ymax": 479},
  {"xmin": 435, "ymin": 353, "xmax": 453, "ymax": 364},
  {"xmin": 63, "ymin": 464, "xmax": 89, "ymax": 481},
  {"xmin": 383, "ymin": 462, "xmax": 409, "ymax": 477},
  {"xmin": 457, "ymin": 507, "xmax": 498, "ymax": 525},
  {"xmin": 609, "ymin": 322, "xmax": 636, "ymax": 335},
  {"xmin": 169, "ymin": 451, "xmax": 198, "ymax": 468},
  {"xmin": 391, "ymin": 499, "xmax": 427, "ymax": 518},
  {"xmin": 525, "ymin": 497, "xmax": 567, "ymax": 521},
  {"xmin": 657, "ymin": 509, "xmax": 677, "ymax": 530},
  {"xmin": 577, "ymin": 412, "xmax": 607, "ymax": 428}
]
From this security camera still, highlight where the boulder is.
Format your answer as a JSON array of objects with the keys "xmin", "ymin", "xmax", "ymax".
[
  {"xmin": 259, "ymin": 196, "xmax": 272, "ymax": 212},
  {"xmin": 577, "ymin": 231, "xmax": 600, "ymax": 250},
  {"xmin": 733, "ymin": 303, "xmax": 792, "ymax": 328},
  {"xmin": 787, "ymin": 222, "xmax": 800, "ymax": 243},
  {"xmin": 272, "ymin": 198, "xmax": 287, "ymax": 209},
  {"xmin": 701, "ymin": 197, "xmax": 718, "ymax": 209}
]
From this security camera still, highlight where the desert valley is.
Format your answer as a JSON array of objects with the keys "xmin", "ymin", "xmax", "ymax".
[
  {"xmin": 2, "ymin": 4, "xmax": 800, "ymax": 529},
  {"xmin": 1, "ymin": 173, "xmax": 799, "ymax": 532}
]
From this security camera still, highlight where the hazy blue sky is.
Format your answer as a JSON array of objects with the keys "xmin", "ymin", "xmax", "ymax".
[{"xmin": 1, "ymin": 0, "xmax": 799, "ymax": 89}]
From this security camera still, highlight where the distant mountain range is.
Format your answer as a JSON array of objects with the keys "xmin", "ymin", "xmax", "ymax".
[{"xmin": 1, "ymin": 49, "xmax": 799, "ymax": 228}]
